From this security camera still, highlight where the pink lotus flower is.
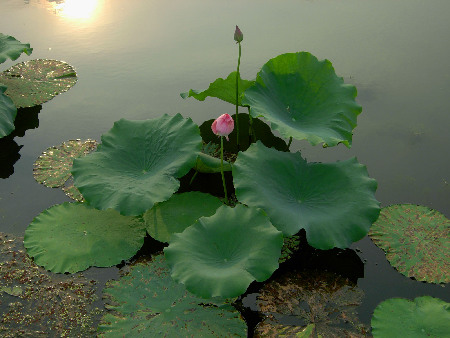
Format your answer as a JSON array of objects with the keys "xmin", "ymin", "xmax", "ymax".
[
  {"xmin": 234, "ymin": 25, "xmax": 243, "ymax": 43},
  {"xmin": 211, "ymin": 114, "xmax": 234, "ymax": 141}
]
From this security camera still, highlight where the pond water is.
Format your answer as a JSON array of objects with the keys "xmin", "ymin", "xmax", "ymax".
[{"xmin": 1, "ymin": 0, "xmax": 449, "ymax": 335}]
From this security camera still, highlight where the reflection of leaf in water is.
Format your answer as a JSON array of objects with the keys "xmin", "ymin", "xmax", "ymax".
[
  {"xmin": 99, "ymin": 254, "xmax": 247, "ymax": 337},
  {"xmin": 33, "ymin": 139, "xmax": 97, "ymax": 201},
  {"xmin": 0, "ymin": 59, "xmax": 77, "ymax": 108},
  {"xmin": 256, "ymin": 270, "xmax": 368, "ymax": 337},
  {"xmin": 0, "ymin": 232, "xmax": 103, "ymax": 337},
  {"xmin": 369, "ymin": 204, "xmax": 450, "ymax": 284}
]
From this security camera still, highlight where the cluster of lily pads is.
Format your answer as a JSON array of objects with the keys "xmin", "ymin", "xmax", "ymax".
[{"xmin": 2, "ymin": 32, "xmax": 449, "ymax": 336}]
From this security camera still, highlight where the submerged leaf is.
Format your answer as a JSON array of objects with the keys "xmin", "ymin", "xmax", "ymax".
[
  {"xmin": 0, "ymin": 59, "xmax": 77, "ymax": 107},
  {"xmin": 33, "ymin": 139, "xmax": 98, "ymax": 188},
  {"xmin": 72, "ymin": 114, "xmax": 202, "ymax": 216},
  {"xmin": 0, "ymin": 33, "xmax": 32, "ymax": 64},
  {"xmin": 144, "ymin": 192, "xmax": 223, "ymax": 242},
  {"xmin": 0, "ymin": 85, "xmax": 17, "ymax": 138},
  {"xmin": 371, "ymin": 296, "xmax": 450, "ymax": 337},
  {"xmin": 24, "ymin": 203, "xmax": 146, "ymax": 273},
  {"xmin": 257, "ymin": 270, "xmax": 367, "ymax": 337},
  {"xmin": 233, "ymin": 141, "xmax": 380, "ymax": 249},
  {"xmin": 164, "ymin": 204, "xmax": 283, "ymax": 298},
  {"xmin": 181, "ymin": 71, "xmax": 254, "ymax": 106},
  {"xmin": 242, "ymin": 52, "xmax": 361, "ymax": 147},
  {"xmin": 99, "ymin": 255, "xmax": 247, "ymax": 337},
  {"xmin": 369, "ymin": 204, "xmax": 450, "ymax": 283}
]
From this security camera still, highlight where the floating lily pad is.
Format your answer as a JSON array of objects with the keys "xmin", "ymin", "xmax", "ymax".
[
  {"xmin": 279, "ymin": 234, "xmax": 300, "ymax": 264},
  {"xmin": 0, "ymin": 59, "xmax": 77, "ymax": 107},
  {"xmin": 369, "ymin": 204, "xmax": 450, "ymax": 284},
  {"xmin": 99, "ymin": 255, "xmax": 247, "ymax": 337},
  {"xmin": 257, "ymin": 270, "xmax": 368, "ymax": 337},
  {"xmin": 181, "ymin": 71, "xmax": 255, "ymax": 106},
  {"xmin": 144, "ymin": 192, "xmax": 223, "ymax": 243},
  {"xmin": 242, "ymin": 52, "xmax": 361, "ymax": 147},
  {"xmin": 233, "ymin": 141, "xmax": 380, "ymax": 249},
  {"xmin": 24, "ymin": 202, "xmax": 146, "ymax": 273},
  {"xmin": 72, "ymin": 114, "xmax": 202, "ymax": 216},
  {"xmin": 0, "ymin": 85, "xmax": 17, "ymax": 138},
  {"xmin": 371, "ymin": 296, "xmax": 450, "ymax": 338},
  {"xmin": 164, "ymin": 204, "xmax": 283, "ymax": 298},
  {"xmin": 33, "ymin": 139, "xmax": 98, "ymax": 188},
  {"xmin": 0, "ymin": 232, "xmax": 102, "ymax": 336},
  {"xmin": 0, "ymin": 33, "xmax": 32, "ymax": 64}
]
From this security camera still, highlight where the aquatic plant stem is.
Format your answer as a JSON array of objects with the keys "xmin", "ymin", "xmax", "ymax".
[
  {"xmin": 220, "ymin": 136, "xmax": 228, "ymax": 204},
  {"xmin": 248, "ymin": 107, "xmax": 256, "ymax": 143},
  {"xmin": 287, "ymin": 137, "xmax": 293, "ymax": 150},
  {"xmin": 235, "ymin": 42, "xmax": 241, "ymax": 149}
]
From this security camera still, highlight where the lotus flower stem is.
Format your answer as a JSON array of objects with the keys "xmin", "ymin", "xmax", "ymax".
[
  {"xmin": 220, "ymin": 136, "xmax": 228, "ymax": 203},
  {"xmin": 189, "ymin": 170, "xmax": 198, "ymax": 185},
  {"xmin": 235, "ymin": 42, "xmax": 241, "ymax": 149},
  {"xmin": 287, "ymin": 137, "xmax": 293, "ymax": 150}
]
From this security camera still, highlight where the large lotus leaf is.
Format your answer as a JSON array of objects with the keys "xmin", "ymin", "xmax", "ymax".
[
  {"xmin": 369, "ymin": 204, "xmax": 450, "ymax": 284},
  {"xmin": 242, "ymin": 52, "xmax": 362, "ymax": 147},
  {"xmin": 144, "ymin": 192, "xmax": 223, "ymax": 242},
  {"xmin": 72, "ymin": 114, "xmax": 202, "ymax": 216},
  {"xmin": 0, "ymin": 85, "xmax": 17, "ymax": 138},
  {"xmin": 257, "ymin": 270, "xmax": 368, "ymax": 337},
  {"xmin": 371, "ymin": 296, "xmax": 450, "ymax": 338},
  {"xmin": 181, "ymin": 71, "xmax": 255, "ymax": 106},
  {"xmin": 200, "ymin": 113, "xmax": 287, "ymax": 154},
  {"xmin": 164, "ymin": 204, "xmax": 283, "ymax": 298},
  {"xmin": 233, "ymin": 141, "xmax": 380, "ymax": 249},
  {"xmin": 24, "ymin": 202, "xmax": 146, "ymax": 273},
  {"xmin": 33, "ymin": 139, "xmax": 98, "ymax": 188},
  {"xmin": 0, "ymin": 59, "xmax": 77, "ymax": 107},
  {"xmin": 0, "ymin": 33, "xmax": 32, "ymax": 64},
  {"xmin": 98, "ymin": 255, "xmax": 247, "ymax": 337}
]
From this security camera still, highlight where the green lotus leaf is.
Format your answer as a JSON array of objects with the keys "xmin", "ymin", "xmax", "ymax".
[
  {"xmin": 24, "ymin": 202, "xmax": 146, "ymax": 273},
  {"xmin": 144, "ymin": 192, "xmax": 223, "ymax": 242},
  {"xmin": 242, "ymin": 52, "xmax": 362, "ymax": 147},
  {"xmin": 371, "ymin": 296, "xmax": 450, "ymax": 338},
  {"xmin": 33, "ymin": 139, "xmax": 98, "ymax": 188},
  {"xmin": 72, "ymin": 114, "xmax": 202, "ymax": 216},
  {"xmin": 369, "ymin": 204, "xmax": 450, "ymax": 284},
  {"xmin": 0, "ymin": 59, "xmax": 77, "ymax": 107},
  {"xmin": 98, "ymin": 255, "xmax": 247, "ymax": 337},
  {"xmin": 233, "ymin": 141, "xmax": 380, "ymax": 249},
  {"xmin": 193, "ymin": 142, "xmax": 232, "ymax": 173},
  {"xmin": 200, "ymin": 113, "xmax": 287, "ymax": 154},
  {"xmin": 257, "ymin": 270, "xmax": 367, "ymax": 337},
  {"xmin": 164, "ymin": 204, "xmax": 283, "ymax": 298},
  {"xmin": 0, "ymin": 33, "xmax": 32, "ymax": 64},
  {"xmin": 0, "ymin": 85, "xmax": 17, "ymax": 138},
  {"xmin": 181, "ymin": 71, "xmax": 254, "ymax": 106}
]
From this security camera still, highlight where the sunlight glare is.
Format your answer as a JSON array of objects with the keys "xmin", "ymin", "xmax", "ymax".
[{"xmin": 56, "ymin": 0, "xmax": 100, "ymax": 21}]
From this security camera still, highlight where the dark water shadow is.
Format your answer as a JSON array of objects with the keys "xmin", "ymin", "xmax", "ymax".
[{"xmin": 0, "ymin": 105, "xmax": 41, "ymax": 178}]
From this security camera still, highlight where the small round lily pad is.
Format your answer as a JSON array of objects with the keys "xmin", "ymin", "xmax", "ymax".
[
  {"xmin": 0, "ymin": 59, "xmax": 77, "ymax": 107},
  {"xmin": 371, "ymin": 296, "xmax": 450, "ymax": 337},
  {"xmin": 24, "ymin": 202, "xmax": 146, "ymax": 273},
  {"xmin": 33, "ymin": 139, "xmax": 98, "ymax": 188},
  {"xmin": 99, "ymin": 255, "xmax": 247, "ymax": 337},
  {"xmin": 369, "ymin": 204, "xmax": 450, "ymax": 283}
]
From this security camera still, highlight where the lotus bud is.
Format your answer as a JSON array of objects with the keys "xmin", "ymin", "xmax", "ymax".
[
  {"xmin": 211, "ymin": 114, "xmax": 234, "ymax": 141},
  {"xmin": 234, "ymin": 25, "xmax": 243, "ymax": 43}
]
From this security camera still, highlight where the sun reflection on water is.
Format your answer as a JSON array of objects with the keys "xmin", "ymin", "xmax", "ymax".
[{"xmin": 30, "ymin": 0, "xmax": 102, "ymax": 22}]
